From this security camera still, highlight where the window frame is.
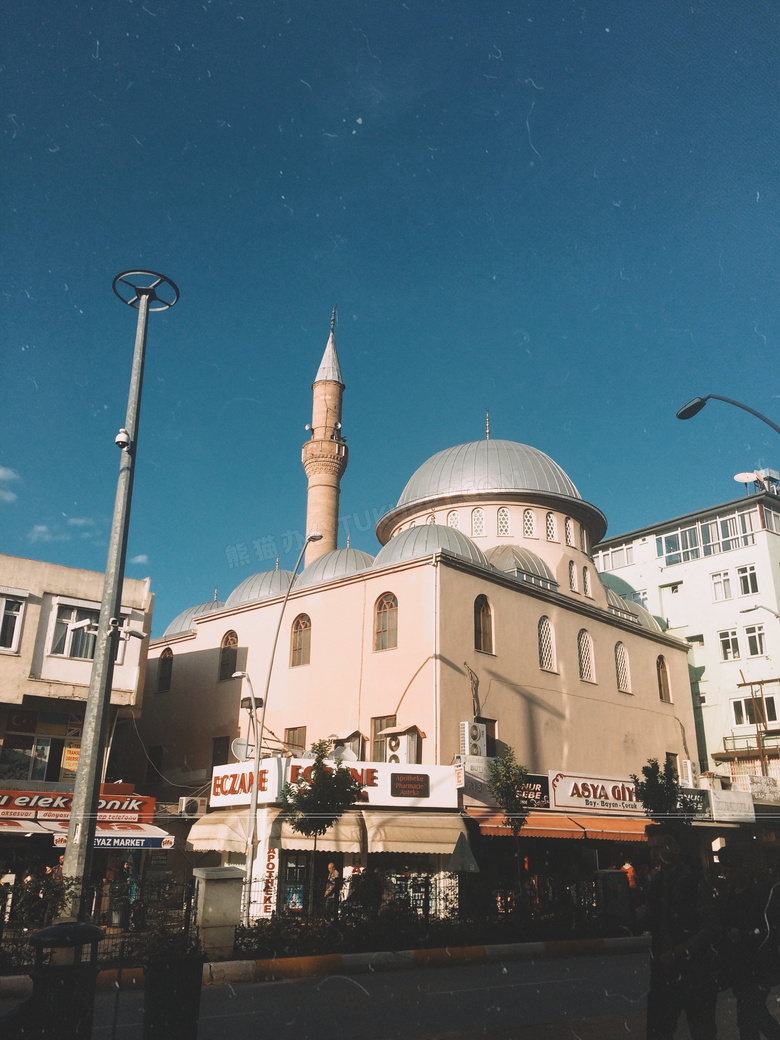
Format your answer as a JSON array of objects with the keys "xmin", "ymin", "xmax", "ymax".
[
  {"xmin": 657, "ymin": 655, "xmax": 672, "ymax": 703},
  {"xmin": 0, "ymin": 588, "xmax": 27, "ymax": 653},
  {"xmin": 538, "ymin": 616, "xmax": 556, "ymax": 672},
  {"xmin": 157, "ymin": 647, "xmax": 173, "ymax": 693},
  {"xmin": 371, "ymin": 714, "xmax": 397, "ymax": 762},
  {"xmin": 290, "ymin": 614, "xmax": 312, "ymax": 667},
  {"xmin": 497, "ymin": 507, "xmax": 510, "ymax": 537},
  {"xmin": 284, "ymin": 726, "xmax": 307, "ymax": 754},
  {"xmin": 711, "ymin": 570, "xmax": 732, "ymax": 602},
  {"xmin": 719, "ymin": 629, "xmax": 740, "ymax": 662},
  {"xmin": 732, "ymin": 695, "xmax": 776, "ymax": 728},
  {"xmin": 577, "ymin": 630, "xmax": 595, "ymax": 683},
  {"xmin": 568, "ymin": 561, "xmax": 578, "ymax": 593},
  {"xmin": 615, "ymin": 642, "xmax": 631, "ymax": 693},
  {"xmin": 218, "ymin": 630, "xmax": 239, "ymax": 681},
  {"xmin": 746, "ymin": 623, "xmax": 766, "ymax": 657},
  {"xmin": 523, "ymin": 509, "xmax": 536, "ymax": 539},
  {"xmin": 374, "ymin": 593, "xmax": 398, "ymax": 652},
  {"xmin": 737, "ymin": 565, "xmax": 759, "ymax": 596},
  {"xmin": 545, "ymin": 512, "xmax": 557, "ymax": 542},
  {"xmin": 474, "ymin": 594, "xmax": 494, "ymax": 654},
  {"xmin": 471, "ymin": 508, "xmax": 485, "ymax": 537}
]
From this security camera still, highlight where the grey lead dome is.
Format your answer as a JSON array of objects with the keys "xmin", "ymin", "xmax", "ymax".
[{"xmin": 396, "ymin": 440, "xmax": 581, "ymax": 509}]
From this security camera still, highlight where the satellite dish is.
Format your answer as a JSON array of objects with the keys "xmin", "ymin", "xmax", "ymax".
[
  {"xmin": 734, "ymin": 472, "xmax": 757, "ymax": 483},
  {"xmin": 333, "ymin": 745, "xmax": 358, "ymax": 761},
  {"xmin": 231, "ymin": 738, "xmax": 254, "ymax": 761}
]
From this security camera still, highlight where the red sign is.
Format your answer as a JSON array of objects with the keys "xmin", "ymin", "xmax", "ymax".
[{"xmin": 0, "ymin": 787, "xmax": 156, "ymax": 823}]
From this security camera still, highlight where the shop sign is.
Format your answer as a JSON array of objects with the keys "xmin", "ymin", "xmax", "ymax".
[
  {"xmin": 454, "ymin": 757, "xmax": 549, "ymax": 810},
  {"xmin": 680, "ymin": 788, "xmax": 711, "ymax": 819},
  {"xmin": 549, "ymin": 771, "xmax": 643, "ymax": 814},
  {"xmin": 0, "ymin": 788, "xmax": 156, "ymax": 822},
  {"xmin": 210, "ymin": 758, "xmax": 458, "ymax": 809},
  {"xmin": 709, "ymin": 787, "xmax": 755, "ymax": 823}
]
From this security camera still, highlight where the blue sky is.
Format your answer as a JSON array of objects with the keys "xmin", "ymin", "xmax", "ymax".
[{"xmin": 3, "ymin": 0, "xmax": 779, "ymax": 637}]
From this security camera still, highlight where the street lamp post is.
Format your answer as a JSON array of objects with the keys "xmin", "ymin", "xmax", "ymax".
[
  {"xmin": 676, "ymin": 395, "xmax": 780, "ymax": 437},
  {"xmin": 234, "ymin": 530, "xmax": 322, "ymax": 926},
  {"xmin": 61, "ymin": 272, "xmax": 178, "ymax": 920}
]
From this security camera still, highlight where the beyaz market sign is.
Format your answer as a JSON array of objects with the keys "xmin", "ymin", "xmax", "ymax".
[{"xmin": 210, "ymin": 758, "xmax": 458, "ymax": 809}]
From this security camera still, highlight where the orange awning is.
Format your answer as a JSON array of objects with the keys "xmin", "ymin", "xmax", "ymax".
[
  {"xmin": 469, "ymin": 810, "xmax": 585, "ymax": 839},
  {"xmin": 569, "ymin": 816, "xmax": 648, "ymax": 842}
]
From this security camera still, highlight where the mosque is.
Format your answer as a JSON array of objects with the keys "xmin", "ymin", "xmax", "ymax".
[{"xmin": 120, "ymin": 317, "xmax": 696, "ymax": 919}]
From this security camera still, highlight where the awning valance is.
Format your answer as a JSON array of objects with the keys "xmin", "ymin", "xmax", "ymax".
[
  {"xmin": 280, "ymin": 811, "xmax": 365, "ymax": 853},
  {"xmin": 362, "ymin": 811, "xmax": 467, "ymax": 854},
  {"xmin": 569, "ymin": 816, "xmax": 648, "ymax": 842},
  {"xmin": 186, "ymin": 809, "xmax": 280, "ymax": 854},
  {"xmin": 41, "ymin": 821, "xmax": 174, "ymax": 850},
  {"xmin": 469, "ymin": 809, "xmax": 649, "ymax": 842},
  {"xmin": 0, "ymin": 819, "xmax": 50, "ymax": 836}
]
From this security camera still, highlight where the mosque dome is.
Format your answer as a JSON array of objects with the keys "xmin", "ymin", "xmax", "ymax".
[
  {"xmin": 296, "ymin": 548, "xmax": 375, "ymax": 589},
  {"xmin": 373, "ymin": 524, "xmax": 489, "ymax": 569},
  {"xmin": 225, "ymin": 570, "xmax": 295, "ymax": 608},
  {"xmin": 163, "ymin": 599, "xmax": 226, "ymax": 638},
  {"xmin": 485, "ymin": 544, "xmax": 557, "ymax": 588},
  {"xmin": 603, "ymin": 586, "xmax": 661, "ymax": 633}
]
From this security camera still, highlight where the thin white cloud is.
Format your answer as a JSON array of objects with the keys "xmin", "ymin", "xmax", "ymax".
[
  {"xmin": 129, "ymin": 554, "xmax": 149, "ymax": 565},
  {"xmin": 27, "ymin": 524, "xmax": 70, "ymax": 544},
  {"xmin": 0, "ymin": 490, "xmax": 17, "ymax": 503},
  {"xmin": 67, "ymin": 517, "xmax": 95, "ymax": 527},
  {"xmin": 0, "ymin": 467, "xmax": 19, "ymax": 482}
]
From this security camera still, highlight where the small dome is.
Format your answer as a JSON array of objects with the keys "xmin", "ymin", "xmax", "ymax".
[
  {"xmin": 485, "ymin": 545, "xmax": 557, "ymax": 588},
  {"xmin": 296, "ymin": 548, "xmax": 375, "ymax": 589},
  {"xmin": 225, "ymin": 570, "xmax": 295, "ymax": 608},
  {"xmin": 164, "ymin": 599, "xmax": 225, "ymax": 637},
  {"xmin": 397, "ymin": 440, "xmax": 581, "ymax": 509},
  {"xmin": 373, "ymin": 524, "xmax": 489, "ymax": 569},
  {"xmin": 603, "ymin": 585, "xmax": 661, "ymax": 632}
]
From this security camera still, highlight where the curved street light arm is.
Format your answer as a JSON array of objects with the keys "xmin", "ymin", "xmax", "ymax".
[{"xmin": 677, "ymin": 394, "xmax": 780, "ymax": 437}]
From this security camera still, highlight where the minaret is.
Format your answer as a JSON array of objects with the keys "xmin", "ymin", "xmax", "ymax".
[{"xmin": 301, "ymin": 308, "xmax": 348, "ymax": 565}]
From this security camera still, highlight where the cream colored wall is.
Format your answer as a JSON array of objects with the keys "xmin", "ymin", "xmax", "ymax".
[{"xmin": 0, "ymin": 554, "xmax": 152, "ymax": 707}]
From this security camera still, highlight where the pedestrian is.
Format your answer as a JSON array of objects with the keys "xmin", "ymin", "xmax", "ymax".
[
  {"xmin": 637, "ymin": 823, "xmax": 719, "ymax": 1040},
  {"xmin": 324, "ymin": 862, "xmax": 340, "ymax": 919},
  {"xmin": 716, "ymin": 846, "xmax": 780, "ymax": 1039}
]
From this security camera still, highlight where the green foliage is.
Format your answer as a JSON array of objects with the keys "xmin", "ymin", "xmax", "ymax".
[
  {"xmin": 487, "ymin": 747, "xmax": 529, "ymax": 839},
  {"xmin": 281, "ymin": 739, "xmax": 364, "ymax": 838},
  {"xmin": 630, "ymin": 757, "xmax": 697, "ymax": 826}
]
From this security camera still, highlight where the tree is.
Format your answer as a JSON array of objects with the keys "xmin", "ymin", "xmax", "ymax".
[
  {"xmin": 281, "ymin": 739, "xmax": 364, "ymax": 916},
  {"xmin": 630, "ymin": 757, "xmax": 698, "ymax": 839},
  {"xmin": 487, "ymin": 747, "xmax": 529, "ymax": 894}
]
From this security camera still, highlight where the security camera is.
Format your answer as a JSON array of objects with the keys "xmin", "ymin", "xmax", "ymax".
[{"xmin": 115, "ymin": 429, "xmax": 130, "ymax": 450}]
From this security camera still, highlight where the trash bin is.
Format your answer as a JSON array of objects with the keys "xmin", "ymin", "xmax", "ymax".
[
  {"xmin": 143, "ymin": 952, "xmax": 204, "ymax": 1040},
  {"xmin": 24, "ymin": 922, "xmax": 104, "ymax": 1040}
]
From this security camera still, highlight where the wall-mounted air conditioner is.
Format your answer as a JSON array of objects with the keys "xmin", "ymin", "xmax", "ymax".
[
  {"xmin": 386, "ymin": 732, "xmax": 418, "ymax": 765},
  {"xmin": 681, "ymin": 759, "xmax": 700, "ymax": 789},
  {"xmin": 460, "ymin": 721, "xmax": 487, "ymax": 758},
  {"xmin": 178, "ymin": 796, "xmax": 208, "ymax": 818}
]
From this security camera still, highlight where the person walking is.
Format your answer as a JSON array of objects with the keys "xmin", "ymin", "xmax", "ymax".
[
  {"xmin": 638, "ymin": 823, "xmax": 720, "ymax": 1040},
  {"xmin": 716, "ymin": 846, "xmax": 780, "ymax": 1039}
]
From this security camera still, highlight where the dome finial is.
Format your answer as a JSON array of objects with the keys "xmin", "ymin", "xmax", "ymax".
[
  {"xmin": 331, "ymin": 305, "xmax": 337, "ymax": 334},
  {"xmin": 213, "ymin": 587, "xmax": 218, "ymax": 601},
  {"xmin": 275, "ymin": 556, "xmax": 279, "ymax": 570},
  {"xmin": 485, "ymin": 409, "xmax": 490, "ymax": 440}
]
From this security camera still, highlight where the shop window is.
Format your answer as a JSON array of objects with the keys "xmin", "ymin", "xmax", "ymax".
[
  {"xmin": 218, "ymin": 631, "xmax": 238, "ymax": 681},
  {"xmin": 538, "ymin": 616, "xmax": 556, "ymax": 672},
  {"xmin": 578, "ymin": 630, "xmax": 595, "ymax": 683},
  {"xmin": 497, "ymin": 508, "xmax": 510, "ymax": 536},
  {"xmin": 157, "ymin": 648, "xmax": 173, "ymax": 693},
  {"xmin": 474, "ymin": 595, "xmax": 493, "ymax": 653},
  {"xmin": 290, "ymin": 615, "xmax": 311, "ymax": 667},
  {"xmin": 615, "ymin": 642, "xmax": 631, "ymax": 693},
  {"xmin": 657, "ymin": 655, "xmax": 672, "ymax": 703},
  {"xmin": 371, "ymin": 714, "xmax": 397, "ymax": 762},
  {"xmin": 374, "ymin": 593, "xmax": 398, "ymax": 651}
]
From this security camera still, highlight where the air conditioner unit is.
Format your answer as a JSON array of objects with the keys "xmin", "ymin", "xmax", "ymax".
[
  {"xmin": 386, "ymin": 732, "xmax": 418, "ymax": 765},
  {"xmin": 681, "ymin": 759, "xmax": 700, "ymax": 789},
  {"xmin": 178, "ymin": 796, "xmax": 208, "ymax": 818},
  {"xmin": 459, "ymin": 721, "xmax": 487, "ymax": 758}
]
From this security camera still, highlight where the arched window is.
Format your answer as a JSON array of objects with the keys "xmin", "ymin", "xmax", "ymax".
[
  {"xmin": 615, "ymin": 642, "xmax": 631, "ymax": 693},
  {"xmin": 578, "ymin": 630, "xmax": 595, "ymax": 682},
  {"xmin": 426, "ymin": 514, "xmax": 436, "ymax": 525},
  {"xmin": 497, "ymin": 507, "xmax": 510, "ymax": 536},
  {"xmin": 291, "ymin": 614, "xmax": 311, "ymax": 667},
  {"xmin": 580, "ymin": 526, "xmax": 588, "ymax": 552},
  {"xmin": 657, "ymin": 655, "xmax": 672, "ymax": 702},
  {"xmin": 569, "ymin": 561, "xmax": 578, "ymax": 592},
  {"xmin": 447, "ymin": 510, "xmax": 459, "ymax": 530},
  {"xmin": 538, "ymin": 616, "xmax": 556, "ymax": 671},
  {"xmin": 157, "ymin": 647, "xmax": 173, "ymax": 693},
  {"xmin": 474, "ymin": 595, "xmax": 493, "ymax": 653},
  {"xmin": 546, "ymin": 512, "xmax": 557, "ymax": 541},
  {"xmin": 374, "ymin": 593, "xmax": 398, "ymax": 651},
  {"xmin": 523, "ymin": 509, "xmax": 536, "ymax": 538},
  {"xmin": 219, "ymin": 631, "xmax": 238, "ymax": 681},
  {"xmin": 583, "ymin": 567, "xmax": 591, "ymax": 597},
  {"xmin": 471, "ymin": 508, "xmax": 485, "ymax": 537},
  {"xmin": 565, "ymin": 517, "xmax": 574, "ymax": 546}
]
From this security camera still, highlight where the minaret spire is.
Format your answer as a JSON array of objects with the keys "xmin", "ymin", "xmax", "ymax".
[
  {"xmin": 301, "ymin": 311, "xmax": 348, "ymax": 565},
  {"xmin": 485, "ymin": 409, "xmax": 490, "ymax": 440}
]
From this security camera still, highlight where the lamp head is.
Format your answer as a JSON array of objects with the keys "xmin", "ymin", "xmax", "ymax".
[
  {"xmin": 306, "ymin": 531, "xmax": 323, "ymax": 543},
  {"xmin": 232, "ymin": 671, "xmax": 247, "ymax": 680},
  {"xmin": 676, "ymin": 397, "xmax": 709, "ymax": 421}
]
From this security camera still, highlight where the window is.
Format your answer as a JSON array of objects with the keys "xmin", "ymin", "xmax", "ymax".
[
  {"xmin": 565, "ymin": 517, "xmax": 574, "ymax": 546},
  {"xmin": 212, "ymin": 736, "xmax": 230, "ymax": 768},
  {"xmin": 595, "ymin": 544, "xmax": 634, "ymax": 571},
  {"xmin": 447, "ymin": 510, "xmax": 459, "ymax": 530},
  {"xmin": 615, "ymin": 642, "xmax": 631, "ymax": 693},
  {"xmin": 545, "ymin": 512, "xmax": 557, "ymax": 541},
  {"xmin": 290, "ymin": 615, "xmax": 311, "ymax": 667},
  {"xmin": 523, "ymin": 509, "xmax": 535, "ymax": 538},
  {"xmin": 569, "ymin": 561, "xmax": 578, "ymax": 592},
  {"xmin": 0, "ymin": 592, "xmax": 26, "ymax": 652},
  {"xmin": 580, "ymin": 526, "xmax": 588, "ymax": 553},
  {"xmin": 656, "ymin": 526, "xmax": 699, "ymax": 565},
  {"xmin": 426, "ymin": 514, "xmax": 436, "ymax": 525},
  {"xmin": 371, "ymin": 715, "xmax": 396, "ymax": 762},
  {"xmin": 219, "ymin": 630, "xmax": 238, "ymax": 680},
  {"xmin": 471, "ymin": 508, "xmax": 485, "ymax": 537},
  {"xmin": 732, "ymin": 695, "xmax": 776, "ymax": 727},
  {"xmin": 583, "ymin": 567, "xmax": 591, "ymax": 597},
  {"xmin": 497, "ymin": 508, "xmax": 510, "ymax": 536},
  {"xmin": 719, "ymin": 630, "xmax": 740, "ymax": 662},
  {"xmin": 145, "ymin": 745, "xmax": 163, "ymax": 785},
  {"xmin": 157, "ymin": 648, "xmax": 173, "ymax": 693},
  {"xmin": 538, "ymin": 616, "xmax": 556, "ymax": 671},
  {"xmin": 665, "ymin": 752, "xmax": 679, "ymax": 779},
  {"xmin": 374, "ymin": 593, "xmax": 398, "ymax": 651},
  {"xmin": 711, "ymin": 571, "xmax": 732, "ymax": 601},
  {"xmin": 746, "ymin": 624, "xmax": 766, "ymax": 657},
  {"xmin": 51, "ymin": 604, "xmax": 99, "ymax": 660},
  {"xmin": 474, "ymin": 595, "xmax": 493, "ymax": 653},
  {"xmin": 577, "ymin": 630, "xmax": 595, "ymax": 682},
  {"xmin": 738, "ymin": 565, "xmax": 759, "ymax": 595},
  {"xmin": 657, "ymin": 655, "xmax": 672, "ymax": 702},
  {"xmin": 766, "ymin": 509, "xmax": 780, "ymax": 534},
  {"xmin": 285, "ymin": 726, "xmax": 307, "ymax": 754}
]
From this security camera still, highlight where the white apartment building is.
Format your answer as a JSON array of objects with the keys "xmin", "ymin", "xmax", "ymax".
[{"xmin": 594, "ymin": 477, "xmax": 780, "ymax": 790}]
